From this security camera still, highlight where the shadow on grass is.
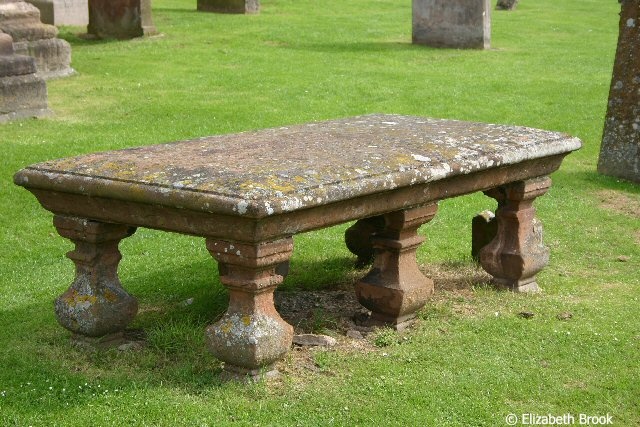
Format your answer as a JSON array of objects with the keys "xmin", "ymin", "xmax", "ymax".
[
  {"xmin": 285, "ymin": 41, "xmax": 432, "ymax": 54},
  {"xmin": 0, "ymin": 251, "xmax": 493, "ymax": 408},
  {"xmin": 569, "ymin": 169, "xmax": 640, "ymax": 196}
]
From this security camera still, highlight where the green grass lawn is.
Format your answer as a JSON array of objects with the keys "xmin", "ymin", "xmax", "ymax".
[{"xmin": 1, "ymin": 0, "xmax": 639, "ymax": 425}]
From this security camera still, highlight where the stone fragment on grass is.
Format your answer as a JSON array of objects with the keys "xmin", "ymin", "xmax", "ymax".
[{"xmin": 293, "ymin": 334, "xmax": 337, "ymax": 347}]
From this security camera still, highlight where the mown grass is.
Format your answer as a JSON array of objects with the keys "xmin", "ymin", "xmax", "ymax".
[{"xmin": 1, "ymin": 0, "xmax": 639, "ymax": 425}]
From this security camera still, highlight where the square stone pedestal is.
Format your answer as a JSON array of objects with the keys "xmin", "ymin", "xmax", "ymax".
[{"xmin": 412, "ymin": 0, "xmax": 491, "ymax": 49}]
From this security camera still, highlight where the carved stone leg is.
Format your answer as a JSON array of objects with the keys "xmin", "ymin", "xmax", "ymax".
[
  {"xmin": 471, "ymin": 187, "xmax": 505, "ymax": 261},
  {"xmin": 205, "ymin": 238, "xmax": 294, "ymax": 380},
  {"xmin": 53, "ymin": 215, "xmax": 138, "ymax": 344},
  {"xmin": 479, "ymin": 177, "xmax": 551, "ymax": 292},
  {"xmin": 344, "ymin": 215, "xmax": 386, "ymax": 266},
  {"xmin": 355, "ymin": 204, "xmax": 438, "ymax": 330}
]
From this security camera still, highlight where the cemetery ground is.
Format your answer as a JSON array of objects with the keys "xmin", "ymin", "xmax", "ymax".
[{"xmin": 1, "ymin": 0, "xmax": 638, "ymax": 425}]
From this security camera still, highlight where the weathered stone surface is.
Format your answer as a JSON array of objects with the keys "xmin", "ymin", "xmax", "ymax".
[
  {"xmin": 13, "ymin": 36, "xmax": 71, "ymax": 76},
  {"xmin": 197, "ymin": 0, "xmax": 258, "ymax": 14},
  {"xmin": 413, "ymin": 0, "xmax": 491, "ymax": 49},
  {"xmin": 27, "ymin": 0, "xmax": 88, "ymax": 26},
  {"xmin": 479, "ymin": 177, "xmax": 551, "ymax": 292},
  {"xmin": 14, "ymin": 114, "xmax": 582, "ymax": 226},
  {"xmin": 0, "ymin": 0, "xmax": 73, "ymax": 79},
  {"xmin": 496, "ymin": 0, "xmax": 519, "ymax": 10},
  {"xmin": 52, "ymin": 216, "xmax": 138, "ymax": 337},
  {"xmin": 205, "ymin": 238, "xmax": 294, "ymax": 379},
  {"xmin": 597, "ymin": 0, "xmax": 640, "ymax": 183},
  {"xmin": 0, "ymin": 31, "xmax": 49, "ymax": 122},
  {"xmin": 356, "ymin": 204, "xmax": 438, "ymax": 330},
  {"xmin": 293, "ymin": 334, "xmax": 337, "ymax": 347},
  {"xmin": 88, "ymin": 0, "xmax": 156, "ymax": 39}
]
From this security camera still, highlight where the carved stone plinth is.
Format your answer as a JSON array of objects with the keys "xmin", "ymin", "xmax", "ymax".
[
  {"xmin": 197, "ymin": 0, "xmax": 258, "ymax": 14},
  {"xmin": 0, "ymin": 32, "xmax": 50, "ymax": 122},
  {"xmin": 597, "ymin": 0, "xmax": 640, "ymax": 183},
  {"xmin": 344, "ymin": 215, "xmax": 386, "ymax": 266},
  {"xmin": 205, "ymin": 238, "xmax": 293, "ymax": 380},
  {"xmin": 53, "ymin": 215, "xmax": 138, "ymax": 338},
  {"xmin": 355, "ymin": 204, "xmax": 437, "ymax": 330},
  {"xmin": 412, "ymin": 0, "xmax": 491, "ymax": 49},
  {"xmin": 87, "ymin": 0, "xmax": 156, "ymax": 39},
  {"xmin": 479, "ymin": 177, "xmax": 551, "ymax": 292},
  {"xmin": 0, "ymin": 0, "xmax": 73, "ymax": 79}
]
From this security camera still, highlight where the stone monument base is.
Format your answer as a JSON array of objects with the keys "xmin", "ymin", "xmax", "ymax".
[
  {"xmin": 197, "ymin": 0, "xmax": 259, "ymax": 14},
  {"xmin": 597, "ymin": 0, "xmax": 640, "ymax": 183},
  {"xmin": 27, "ymin": 0, "xmax": 89, "ymax": 26},
  {"xmin": 13, "ymin": 37, "xmax": 73, "ymax": 79},
  {"xmin": 87, "ymin": 0, "xmax": 157, "ymax": 39},
  {"xmin": 0, "ymin": 1, "xmax": 74, "ymax": 80},
  {"xmin": 412, "ymin": 0, "xmax": 491, "ymax": 49},
  {"xmin": 0, "ymin": 33, "xmax": 50, "ymax": 123}
]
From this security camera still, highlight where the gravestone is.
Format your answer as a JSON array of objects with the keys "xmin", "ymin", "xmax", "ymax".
[
  {"xmin": 496, "ymin": 0, "xmax": 519, "ymax": 10},
  {"xmin": 87, "ymin": 0, "xmax": 156, "ymax": 39},
  {"xmin": 27, "ymin": 0, "xmax": 88, "ymax": 26},
  {"xmin": 597, "ymin": 0, "xmax": 640, "ymax": 183},
  {"xmin": 197, "ymin": 0, "xmax": 258, "ymax": 14},
  {"xmin": 0, "ymin": 32, "xmax": 49, "ymax": 123},
  {"xmin": 0, "ymin": 0, "xmax": 73, "ymax": 79},
  {"xmin": 412, "ymin": 0, "xmax": 491, "ymax": 49}
]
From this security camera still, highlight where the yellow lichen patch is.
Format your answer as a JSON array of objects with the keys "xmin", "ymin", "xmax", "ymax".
[
  {"xmin": 265, "ymin": 176, "xmax": 295, "ymax": 192},
  {"xmin": 239, "ymin": 181, "xmax": 258, "ymax": 190},
  {"xmin": 242, "ymin": 315, "xmax": 252, "ymax": 326},
  {"xmin": 64, "ymin": 291, "xmax": 98, "ymax": 307},
  {"xmin": 103, "ymin": 289, "xmax": 118, "ymax": 302},
  {"xmin": 393, "ymin": 154, "xmax": 414, "ymax": 164},
  {"xmin": 220, "ymin": 321, "xmax": 233, "ymax": 333}
]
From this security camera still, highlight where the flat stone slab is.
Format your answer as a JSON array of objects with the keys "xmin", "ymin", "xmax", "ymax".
[{"xmin": 15, "ymin": 114, "xmax": 581, "ymax": 221}]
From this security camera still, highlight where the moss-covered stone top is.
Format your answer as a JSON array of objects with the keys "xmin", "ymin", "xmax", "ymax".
[{"xmin": 14, "ymin": 114, "xmax": 582, "ymax": 218}]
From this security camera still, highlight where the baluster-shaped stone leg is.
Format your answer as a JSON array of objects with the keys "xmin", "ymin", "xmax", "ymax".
[
  {"xmin": 53, "ymin": 215, "xmax": 138, "ymax": 345},
  {"xmin": 345, "ymin": 215, "xmax": 386, "ymax": 266},
  {"xmin": 355, "ymin": 204, "xmax": 438, "ymax": 330},
  {"xmin": 479, "ymin": 177, "xmax": 551, "ymax": 292},
  {"xmin": 205, "ymin": 238, "xmax": 294, "ymax": 380}
]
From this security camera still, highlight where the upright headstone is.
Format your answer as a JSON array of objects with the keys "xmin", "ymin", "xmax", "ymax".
[
  {"xmin": 197, "ymin": 0, "xmax": 258, "ymax": 14},
  {"xmin": 496, "ymin": 0, "xmax": 519, "ymax": 10},
  {"xmin": 598, "ymin": 0, "xmax": 640, "ymax": 183},
  {"xmin": 0, "ymin": 0, "xmax": 73, "ymax": 79},
  {"xmin": 412, "ymin": 0, "xmax": 491, "ymax": 49},
  {"xmin": 26, "ymin": 0, "xmax": 88, "ymax": 26},
  {"xmin": 0, "ymin": 32, "xmax": 49, "ymax": 123},
  {"xmin": 87, "ymin": 0, "xmax": 156, "ymax": 39}
]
